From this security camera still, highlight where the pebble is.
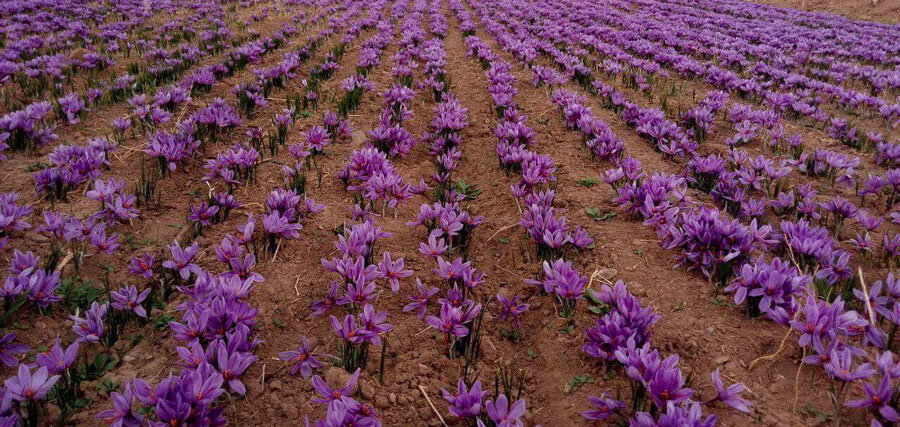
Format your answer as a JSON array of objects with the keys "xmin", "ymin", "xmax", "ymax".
[
  {"xmin": 375, "ymin": 396, "xmax": 389, "ymax": 409},
  {"xmin": 269, "ymin": 380, "xmax": 283, "ymax": 390},
  {"xmin": 245, "ymin": 376, "xmax": 262, "ymax": 396},
  {"xmin": 360, "ymin": 382, "xmax": 375, "ymax": 399},
  {"xmin": 597, "ymin": 268, "xmax": 617, "ymax": 280},
  {"xmin": 714, "ymin": 356, "xmax": 730, "ymax": 365},
  {"xmin": 388, "ymin": 393, "xmax": 397, "ymax": 404},
  {"xmin": 351, "ymin": 130, "xmax": 366, "ymax": 144},
  {"xmin": 324, "ymin": 367, "xmax": 356, "ymax": 393},
  {"xmin": 417, "ymin": 363, "xmax": 431, "ymax": 377}
]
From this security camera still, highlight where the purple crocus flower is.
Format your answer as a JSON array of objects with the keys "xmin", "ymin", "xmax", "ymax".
[
  {"xmin": 311, "ymin": 281, "xmax": 340, "ymax": 317},
  {"xmin": 189, "ymin": 202, "xmax": 219, "ymax": 227},
  {"xmin": 154, "ymin": 394, "xmax": 190, "ymax": 426},
  {"xmin": 70, "ymin": 302, "xmax": 106, "ymax": 343},
  {"xmin": 215, "ymin": 237, "xmax": 244, "ymax": 264},
  {"xmin": 330, "ymin": 314, "xmax": 370, "ymax": 344},
  {"xmin": 169, "ymin": 311, "xmax": 208, "ymax": 343},
  {"xmin": 127, "ymin": 253, "xmax": 156, "ymax": 280},
  {"xmin": 110, "ymin": 285, "xmax": 151, "ymax": 318},
  {"xmin": 132, "ymin": 377, "xmax": 167, "ymax": 407},
  {"xmin": 302, "ymin": 125, "xmax": 331, "ymax": 153},
  {"xmin": 419, "ymin": 231, "xmax": 449, "ymax": 258},
  {"xmin": 358, "ymin": 304, "xmax": 393, "ymax": 346},
  {"xmin": 426, "ymin": 302, "xmax": 469, "ymax": 339},
  {"xmin": 845, "ymin": 374, "xmax": 899, "ymax": 422},
  {"xmin": 9, "ymin": 250, "xmax": 38, "ymax": 275},
  {"xmin": 311, "ymin": 368, "xmax": 360, "ymax": 404},
  {"xmin": 441, "ymin": 379, "xmax": 487, "ymax": 419},
  {"xmin": 162, "ymin": 241, "xmax": 201, "ymax": 280},
  {"xmin": 0, "ymin": 333, "xmax": 27, "ymax": 367},
  {"xmin": 36, "ymin": 337, "xmax": 78, "ymax": 375},
  {"xmin": 216, "ymin": 346, "xmax": 257, "ymax": 396},
  {"xmin": 377, "ymin": 252, "xmax": 412, "ymax": 292},
  {"xmin": 710, "ymin": 369, "xmax": 752, "ymax": 413},
  {"xmin": 262, "ymin": 211, "xmax": 302, "ymax": 240},
  {"xmin": 583, "ymin": 393, "xmax": 625, "ymax": 421},
  {"xmin": 648, "ymin": 358, "xmax": 694, "ymax": 407},
  {"xmin": 313, "ymin": 396, "xmax": 377, "ymax": 426},
  {"xmin": 403, "ymin": 278, "xmax": 439, "ymax": 319},
  {"xmin": 95, "ymin": 382, "xmax": 141, "ymax": 426},
  {"xmin": 176, "ymin": 342, "xmax": 210, "ymax": 370},
  {"xmin": 338, "ymin": 279, "xmax": 376, "ymax": 307},
  {"xmin": 4, "ymin": 364, "xmax": 59, "ymax": 401},
  {"xmin": 89, "ymin": 229, "xmax": 121, "ymax": 255},
  {"xmin": 485, "ymin": 394, "xmax": 526, "ymax": 427},
  {"xmin": 634, "ymin": 401, "xmax": 717, "ymax": 426},
  {"xmin": 278, "ymin": 336, "xmax": 322, "ymax": 378},
  {"xmin": 0, "ymin": 275, "xmax": 23, "ymax": 303},
  {"xmin": 497, "ymin": 293, "xmax": 529, "ymax": 328},
  {"xmin": 825, "ymin": 348, "xmax": 875, "ymax": 382},
  {"xmin": 24, "ymin": 269, "xmax": 62, "ymax": 308},
  {"xmin": 182, "ymin": 368, "xmax": 225, "ymax": 406}
]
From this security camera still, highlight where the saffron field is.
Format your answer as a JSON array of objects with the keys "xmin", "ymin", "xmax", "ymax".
[{"xmin": 0, "ymin": 0, "xmax": 898, "ymax": 424}]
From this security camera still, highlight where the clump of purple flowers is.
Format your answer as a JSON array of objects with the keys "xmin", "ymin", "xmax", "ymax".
[
  {"xmin": 583, "ymin": 280, "xmax": 659, "ymax": 362},
  {"xmin": 526, "ymin": 259, "xmax": 587, "ymax": 318}
]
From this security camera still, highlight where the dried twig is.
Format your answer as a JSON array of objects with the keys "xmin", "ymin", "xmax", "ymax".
[
  {"xmin": 260, "ymin": 363, "xmax": 267, "ymax": 391},
  {"xmin": 271, "ymin": 240, "xmax": 281, "ymax": 262},
  {"xmin": 176, "ymin": 101, "xmax": 192, "ymax": 122},
  {"xmin": 749, "ymin": 312, "xmax": 798, "ymax": 371},
  {"xmin": 494, "ymin": 264, "xmax": 524, "ymax": 281},
  {"xmin": 418, "ymin": 385, "xmax": 448, "ymax": 427},
  {"xmin": 793, "ymin": 348, "xmax": 806, "ymax": 412},
  {"xmin": 588, "ymin": 268, "xmax": 615, "ymax": 289},
  {"xmin": 857, "ymin": 266, "xmax": 877, "ymax": 328},
  {"xmin": 486, "ymin": 223, "xmax": 517, "ymax": 242},
  {"xmin": 54, "ymin": 251, "xmax": 74, "ymax": 273}
]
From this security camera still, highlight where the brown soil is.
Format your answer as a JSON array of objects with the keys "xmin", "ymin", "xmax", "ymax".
[{"xmin": 757, "ymin": 0, "xmax": 900, "ymax": 22}]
